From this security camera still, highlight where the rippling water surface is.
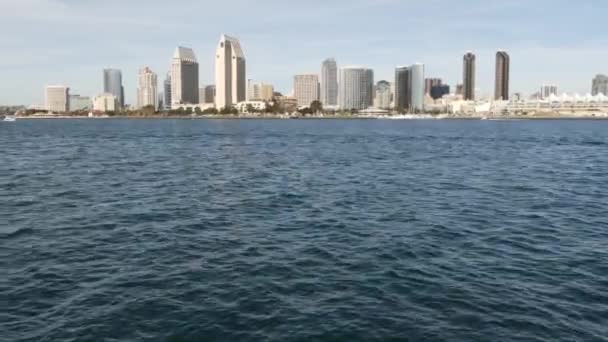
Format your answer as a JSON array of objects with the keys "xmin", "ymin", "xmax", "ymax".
[{"xmin": 1, "ymin": 119, "xmax": 608, "ymax": 341}]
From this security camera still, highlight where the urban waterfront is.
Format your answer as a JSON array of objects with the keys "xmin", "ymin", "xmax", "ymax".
[{"xmin": 2, "ymin": 120, "xmax": 607, "ymax": 341}]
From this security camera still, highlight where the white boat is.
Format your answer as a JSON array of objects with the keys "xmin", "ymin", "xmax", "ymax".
[{"xmin": 2, "ymin": 116, "xmax": 16, "ymax": 122}]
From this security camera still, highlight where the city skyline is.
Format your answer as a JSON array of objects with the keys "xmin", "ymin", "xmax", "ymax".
[{"xmin": 1, "ymin": 0, "xmax": 607, "ymax": 105}]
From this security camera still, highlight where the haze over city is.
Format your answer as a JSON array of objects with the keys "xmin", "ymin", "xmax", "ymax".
[{"xmin": 1, "ymin": 0, "xmax": 607, "ymax": 105}]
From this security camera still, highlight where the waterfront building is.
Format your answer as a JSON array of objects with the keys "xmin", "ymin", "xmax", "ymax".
[
  {"xmin": 321, "ymin": 58, "xmax": 338, "ymax": 106},
  {"xmin": 374, "ymin": 80, "xmax": 391, "ymax": 109},
  {"xmin": 171, "ymin": 47, "xmax": 199, "ymax": 106},
  {"xmin": 294, "ymin": 74, "xmax": 320, "ymax": 107},
  {"xmin": 430, "ymin": 85, "xmax": 450, "ymax": 100},
  {"xmin": 338, "ymin": 67, "xmax": 374, "ymax": 110},
  {"xmin": 103, "ymin": 69, "xmax": 124, "ymax": 108},
  {"xmin": 163, "ymin": 73, "xmax": 171, "ymax": 109},
  {"xmin": 456, "ymin": 83, "xmax": 464, "ymax": 96},
  {"xmin": 410, "ymin": 63, "xmax": 425, "ymax": 112},
  {"xmin": 93, "ymin": 93, "xmax": 119, "ymax": 112},
  {"xmin": 592, "ymin": 74, "xmax": 608, "ymax": 96},
  {"xmin": 204, "ymin": 85, "xmax": 216, "ymax": 104},
  {"xmin": 215, "ymin": 34, "xmax": 246, "ymax": 109},
  {"xmin": 275, "ymin": 96, "xmax": 298, "ymax": 113},
  {"xmin": 495, "ymin": 51, "xmax": 510, "ymax": 100},
  {"xmin": 540, "ymin": 85, "xmax": 558, "ymax": 99},
  {"xmin": 463, "ymin": 52, "xmax": 476, "ymax": 100},
  {"xmin": 69, "ymin": 95, "xmax": 91, "ymax": 111},
  {"xmin": 424, "ymin": 78, "xmax": 442, "ymax": 96},
  {"xmin": 247, "ymin": 81, "xmax": 274, "ymax": 101},
  {"xmin": 394, "ymin": 66, "xmax": 410, "ymax": 110},
  {"xmin": 137, "ymin": 67, "xmax": 158, "ymax": 109},
  {"xmin": 45, "ymin": 85, "xmax": 70, "ymax": 112},
  {"xmin": 235, "ymin": 101, "xmax": 267, "ymax": 113}
]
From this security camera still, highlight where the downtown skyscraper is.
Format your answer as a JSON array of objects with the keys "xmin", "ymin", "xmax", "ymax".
[
  {"xmin": 171, "ymin": 47, "xmax": 199, "ymax": 106},
  {"xmin": 215, "ymin": 34, "xmax": 246, "ymax": 109},
  {"xmin": 394, "ymin": 66, "xmax": 410, "ymax": 110},
  {"xmin": 463, "ymin": 52, "xmax": 476, "ymax": 101},
  {"xmin": 338, "ymin": 67, "xmax": 373, "ymax": 110},
  {"xmin": 495, "ymin": 51, "xmax": 510, "ymax": 100},
  {"xmin": 103, "ymin": 68, "xmax": 124, "ymax": 107},
  {"xmin": 321, "ymin": 58, "xmax": 338, "ymax": 107},
  {"xmin": 409, "ymin": 63, "xmax": 425, "ymax": 112},
  {"xmin": 137, "ymin": 67, "xmax": 158, "ymax": 109}
]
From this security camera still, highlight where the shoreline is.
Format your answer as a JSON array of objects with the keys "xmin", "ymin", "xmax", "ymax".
[{"xmin": 11, "ymin": 114, "xmax": 608, "ymax": 121}]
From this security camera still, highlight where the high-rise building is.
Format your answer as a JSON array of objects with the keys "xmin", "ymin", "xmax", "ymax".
[
  {"xmin": 137, "ymin": 67, "xmax": 158, "ymax": 109},
  {"xmin": 430, "ymin": 85, "xmax": 450, "ymax": 100},
  {"xmin": 409, "ymin": 63, "xmax": 425, "ymax": 112},
  {"xmin": 163, "ymin": 73, "xmax": 171, "ymax": 109},
  {"xmin": 294, "ymin": 74, "xmax": 320, "ymax": 107},
  {"xmin": 321, "ymin": 58, "xmax": 338, "ymax": 107},
  {"xmin": 45, "ymin": 85, "xmax": 69, "ymax": 112},
  {"xmin": 540, "ymin": 84, "xmax": 558, "ymax": 99},
  {"xmin": 455, "ymin": 84, "xmax": 464, "ymax": 96},
  {"xmin": 495, "ymin": 51, "xmax": 510, "ymax": 100},
  {"xmin": 463, "ymin": 52, "xmax": 476, "ymax": 101},
  {"xmin": 69, "ymin": 95, "xmax": 91, "ymax": 111},
  {"xmin": 592, "ymin": 74, "xmax": 608, "ymax": 96},
  {"xmin": 103, "ymin": 69, "xmax": 124, "ymax": 107},
  {"xmin": 171, "ymin": 47, "xmax": 199, "ymax": 106},
  {"xmin": 394, "ymin": 66, "xmax": 410, "ymax": 110},
  {"xmin": 204, "ymin": 85, "xmax": 216, "ymax": 104},
  {"xmin": 374, "ymin": 80, "xmax": 391, "ymax": 109},
  {"xmin": 338, "ymin": 67, "xmax": 374, "ymax": 110},
  {"xmin": 247, "ymin": 81, "xmax": 274, "ymax": 101},
  {"xmin": 215, "ymin": 34, "xmax": 246, "ymax": 109},
  {"xmin": 424, "ymin": 78, "xmax": 442, "ymax": 95}
]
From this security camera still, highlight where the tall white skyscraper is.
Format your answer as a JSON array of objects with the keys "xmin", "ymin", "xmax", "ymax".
[
  {"xmin": 171, "ymin": 47, "xmax": 199, "ymax": 106},
  {"xmin": 215, "ymin": 34, "xmax": 246, "ymax": 109},
  {"xmin": 45, "ymin": 85, "xmax": 69, "ymax": 112},
  {"xmin": 409, "ymin": 63, "xmax": 425, "ymax": 112},
  {"xmin": 294, "ymin": 74, "xmax": 320, "ymax": 107},
  {"xmin": 321, "ymin": 58, "xmax": 338, "ymax": 107},
  {"xmin": 137, "ymin": 67, "xmax": 158, "ymax": 109},
  {"xmin": 338, "ymin": 67, "xmax": 374, "ymax": 110},
  {"xmin": 103, "ymin": 69, "xmax": 124, "ymax": 108}
]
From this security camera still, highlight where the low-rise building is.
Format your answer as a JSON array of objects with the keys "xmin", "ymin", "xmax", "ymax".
[{"xmin": 93, "ymin": 93, "xmax": 119, "ymax": 112}]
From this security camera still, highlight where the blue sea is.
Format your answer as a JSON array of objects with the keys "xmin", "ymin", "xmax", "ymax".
[{"xmin": 1, "ymin": 119, "xmax": 608, "ymax": 341}]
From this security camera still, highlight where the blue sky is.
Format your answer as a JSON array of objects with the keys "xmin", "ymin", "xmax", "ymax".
[{"xmin": 1, "ymin": 0, "xmax": 607, "ymax": 105}]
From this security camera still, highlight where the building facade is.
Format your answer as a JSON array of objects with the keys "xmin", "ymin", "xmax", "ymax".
[
  {"xmin": 204, "ymin": 85, "xmax": 216, "ymax": 104},
  {"xmin": 294, "ymin": 74, "xmax": 320, "ymax": 107},
  {"xmin": 171, "ymin": 47, "xmax": 199, "ymax": 106},
  {"xmin": 394, "ymin": 66, "xmax": 410, "ymax": 110},
  {"xmin": 592, "ymin": 74, "xmax": 608, "ymax": 96},
  {"xmin": 69, "ymin": 95, "xmax": 91, "ymax": 111},
  {"xmin": 103, "ymin": 69, "xmax": 124, "ymax": 108},
  {"xmin": 247, "ymin": 81, "xmax": 274, "ymax": 101},
  {"xmin": 93, "ymin": 93, "xmax": 119, "ymax": 112},
  {"xmin": 163, "ymin": 73, "xmax": 171, "ymax": 110},
  {"xmin": 338, "ymin": 67, "xmax": 374, "ymax": 110},
  {"xmin": 321, "ymin": 58, "xmax": 338, "ymax": 107},
  {"xmin": 463, "ymin": 52, "xmax": 476, "ymax": 101},
  {"xmin": 495, "ymin": 51, "xmax": 510, "ymax": 100},
  {"xmin": 540, "ymin": 84, "xmax": 558, "ymax": 99},
  {"xmin": 430, "ymin": 85, "xmax": 450, "ymax": 100},
  {"xmin": 215, "ymin": 34, "xmax": 246, "ymax": 109},
  {"xmin": 410, "ymin": 63, "xmax": 425, "ymax": 112},
  {"xmin": 137, "ymin": 67, "xmax": 158, "ymax": 109},
  {"xmin": 424, "ymin": 78, "xmax": 442, "ymax": 96},
  {"xmin": 46, "ymin": 85, "xmax": 69, "ymax": 112},
  {"xmin": 374, "ymin": 80, "xmax": 391, "ymax": 109}
]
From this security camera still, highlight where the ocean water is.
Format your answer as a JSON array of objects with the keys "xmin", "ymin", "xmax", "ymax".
[{"xmin": 1, "ymin": 119, "xmax": 608, "ymax": 341}]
